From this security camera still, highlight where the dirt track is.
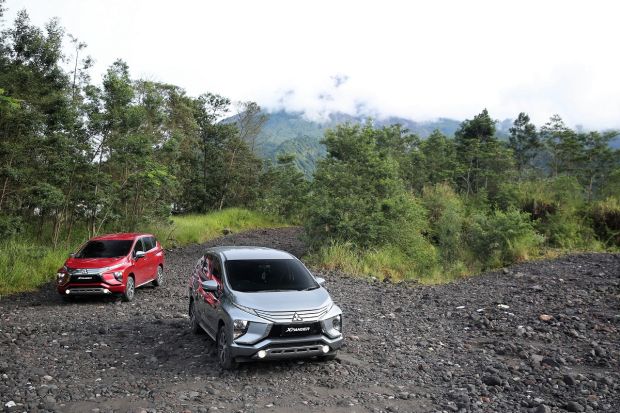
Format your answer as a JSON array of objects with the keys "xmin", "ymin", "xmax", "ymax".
[{"xmin": 1, "ymin": 227, "xmax": 619, "ymax": 413}]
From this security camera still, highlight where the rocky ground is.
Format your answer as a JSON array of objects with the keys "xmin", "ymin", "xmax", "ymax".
[{"xmin": 1, "ymin": 227, "xmax": 619, "ymax": 413}]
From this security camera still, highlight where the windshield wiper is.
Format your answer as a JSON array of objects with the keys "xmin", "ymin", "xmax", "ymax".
[{"xmin": 299, "ymin": 286, "xmax": 319, "ymax": 291}]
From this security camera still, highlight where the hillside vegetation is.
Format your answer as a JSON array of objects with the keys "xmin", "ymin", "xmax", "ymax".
[
  {"xmin": 0, "ymin": 208, "xmax": 283, "ymax": 295},
  {"xmin": 0, "ymin": 3, "xmax": 619, "ymax": 293}
]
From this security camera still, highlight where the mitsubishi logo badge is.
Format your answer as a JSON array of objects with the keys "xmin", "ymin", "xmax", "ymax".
[{"xmin": 292, "ymin": 312, "xmax": 303, "ymax": 322}]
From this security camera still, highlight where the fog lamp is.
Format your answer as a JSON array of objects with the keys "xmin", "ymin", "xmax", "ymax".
[
  {"xmin": 322, "ymin": 345, "xmax": 330, "ymax": 353},
  {"xmin": 257, "ymin": 350, "xmax": 267, "ymax": 359}
]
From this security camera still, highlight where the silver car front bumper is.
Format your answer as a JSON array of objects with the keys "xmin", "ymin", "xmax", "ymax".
[{"xmin": 230, "ymin": 334, "xmax": 343, "ymax": 361}]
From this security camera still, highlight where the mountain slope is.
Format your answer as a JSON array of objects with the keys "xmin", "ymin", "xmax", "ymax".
[{"xmin": 226, "ymin": 110, "xmax": 514, "ymax": 175}]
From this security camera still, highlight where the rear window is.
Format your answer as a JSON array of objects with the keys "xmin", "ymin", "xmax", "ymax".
[
  {"xmin": 225, "ymin": 259, "xmax": 318, "ymax": 292},
  {"xmin": 76, "ymin": 240, "xmax": 133, "ymax": 258}
]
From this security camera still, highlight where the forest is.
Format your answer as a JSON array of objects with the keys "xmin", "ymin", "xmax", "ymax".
[{"xmin": 1, "ymin": 4, "xmax": 619, "ymax": 292}]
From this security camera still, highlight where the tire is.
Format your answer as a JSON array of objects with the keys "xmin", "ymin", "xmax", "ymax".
[
  {"xmin": 189, "ymin": 300, "xmax": 202, "ymax": 334},
  {"xmin": 122, "ymin": 276, "xmax": 135, "ymax": 302},
  {"xmin": 217, "ymin": 324, "xmax": 237, "ymax": 370},
  {"xmin": 152, "ymin": 265, "xmax": 164, "ymax": 287}
]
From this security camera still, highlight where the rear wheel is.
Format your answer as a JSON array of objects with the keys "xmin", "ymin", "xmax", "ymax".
[
  {"xmin": 122, "ymin": 276, "xmax": 135, "ymax": 302},
  {"xmin": 152, "ymin": 265, "xmax": 164, "ymax": 287},
  {"xmin": 217, "ymin": 325, "xmax": 237, "ymax": 370}
]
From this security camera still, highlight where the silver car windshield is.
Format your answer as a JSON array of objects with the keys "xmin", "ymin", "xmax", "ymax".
[{"xmin": 225, "ymin": 259, "xmax": 319, "ymax": 292}]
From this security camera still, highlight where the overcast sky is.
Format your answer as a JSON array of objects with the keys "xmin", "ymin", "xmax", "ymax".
[{"xmin": 3, "ymin": 0, "xmax": 620, "ymax": 128}]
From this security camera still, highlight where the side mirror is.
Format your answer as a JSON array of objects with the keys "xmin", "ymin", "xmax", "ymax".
[
  {"xmin": 315, "ymin": 277, "xmax": 326, "ymax": 286},
  {"xmin": 201, "ymin": 279, "xmax": 219, "ymax": 292},
  {"xmin": 69, "ymin": 253, "xmax": 76, "ymax": 258},
  {"xmin": 135, "ymin": 251, "xmax": 146, "ymax": 259}
]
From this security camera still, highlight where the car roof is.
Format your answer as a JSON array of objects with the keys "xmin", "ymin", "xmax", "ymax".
[
  {"xmin": 90, "ymin": 233, "xmax": 153, "ymax": 241},
  {"xmin": 208, "ymin": 246, "xmax": 295, "ymax": 261}
]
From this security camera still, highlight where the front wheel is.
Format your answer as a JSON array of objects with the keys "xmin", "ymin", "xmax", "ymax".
[
  {"xmin": 217, "ymin": 325, "xmax": 237, "ymax": 370},
  {"xmin": 122, "ymin": 276, "xmax": 135, "ymax": 302},
  {"xmin": 152, "ymin": 265, "xmax": 164, "ymax": 287},
  {"xmin": 189, "ymin": 300, "xmax": 202, "ymax": 334}
]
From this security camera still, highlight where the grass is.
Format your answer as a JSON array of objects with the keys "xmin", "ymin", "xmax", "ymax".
[
  {"xmin": 0, "ymin": 208, "xmax": 287, "ymax": 296},
  {"xmin": 0, "ymin": 241, "xmax": 71, "ymax": 297},
  {"xmin": 307, "ymin": 242, "xmax": 450, "ymax": 283},
  {"xmin": 149, "ymin": 208, "xmax": 288, "ymax": 247}
]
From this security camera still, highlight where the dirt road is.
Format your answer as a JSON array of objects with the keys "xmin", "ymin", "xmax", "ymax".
[{"xmin": 1, "ymin": 228, "xmax": 618, "ymax": 412}]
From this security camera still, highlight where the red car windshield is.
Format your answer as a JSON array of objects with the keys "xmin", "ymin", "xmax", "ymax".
[{"xmin": 76, "ymin": 240, "xmax": 133, "ymax": 258}]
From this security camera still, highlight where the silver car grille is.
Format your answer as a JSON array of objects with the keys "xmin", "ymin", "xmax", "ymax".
[{"xmin": 254, "ymin": 305, "xmax": 331, "ymax": 323}]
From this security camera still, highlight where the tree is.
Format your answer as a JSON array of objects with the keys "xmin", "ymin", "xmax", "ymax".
[
  {"xmin": 454, "ymin": 109, "xmax": 514, "ymax": 197},
  {"xmin": 261, "ymin": 154, "xmax": 309, "ymax": 222},
  {"xmin": 418, "ymin": 130, "xmax": 457, "ymax": 190},
  {"xmin": 581, "ymin": 131, "xmax": 618, "ymax": 200},
  {"xmin": 306, "ymin": 122, "xmax": 428, "ymax": 249},
  {"xmin": 508, "ymin": 112, "xmax": 540, "ymax": 174},
  {"xmin": 540, "ymin": 115, "xmax": 581, "ymax": 177}
]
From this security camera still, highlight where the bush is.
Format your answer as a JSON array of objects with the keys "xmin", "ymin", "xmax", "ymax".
[
  {"xmin": 542, "ymin": 212, "xmax": 599, "ymax": 249},
  {"xmin": 465, "ymin": 209, "xmax": 544, "ymax": 269},
  {"xmin": 421, "ymin": 184, "xmax": 466, "ymax": 267},
  {"xmin": 259, "ymin": 154, "xmax": 309, "ymax": 223},
  {"xmin": 0, "ymin": 215, "xmax": 23, "ymax": 238},
  {"xmin": 589, "ymin": 197, "xmax": 620, "ymax": 246}
]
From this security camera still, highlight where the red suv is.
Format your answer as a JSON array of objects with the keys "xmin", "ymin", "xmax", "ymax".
[{"xmin": 56, "ymin": 233, "xmax": 165, "ymax": 301}]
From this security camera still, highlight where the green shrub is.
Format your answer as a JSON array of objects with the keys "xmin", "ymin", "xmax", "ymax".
[
  {"xmin": 259, "ymin": 154, "xmax": 310, "ymax": 223},
  {"xmin": 421, "ymin": 184, "xmax": 466, "ymax": 266},
  {"xmin": 0, "ymin": 215, "xmax": 23, "ymax": 238},
  {"xmin": 542, "ymin": 212, "xmax": 599, "ymax": 249},
  {"xmin": 589, "ymin": 197, "xmax": 620, "ymax": 246},
  {"xmin": 465, "ymin": 208, "xmax": 544, "ymax": 269}
]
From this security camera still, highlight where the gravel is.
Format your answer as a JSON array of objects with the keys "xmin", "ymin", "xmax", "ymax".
[{"xmin": 1, "ymin": 227, "xmax": 619, "ymax": 412}]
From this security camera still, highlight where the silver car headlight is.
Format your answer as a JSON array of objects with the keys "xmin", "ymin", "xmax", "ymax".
[
  {"xmin": 332, "ymin": 314, "xmax": 342, "ymax": 332},
  {"xmin": 233, "ymin": 319, "xmax": 249, "ymax": 339},
  {"xmin": 323, "ymin": 314, "xmax": 343, "ymax": 338}
]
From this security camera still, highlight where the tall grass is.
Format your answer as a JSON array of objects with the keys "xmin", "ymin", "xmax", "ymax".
[
  {"xmin": 150, "ymin": 208, "xmax": 287, "ymax": 247},
  {"xmin": 0, "ymin": 241, "xmax": 70, "ymax": 296},
  {"xmin": 308, "ymin": 242, "xmax": 443, "ymax": 283}
]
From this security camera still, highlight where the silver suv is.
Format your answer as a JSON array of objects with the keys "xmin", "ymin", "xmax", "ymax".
[{"xmin": 188, "ymin": 246, "xmax": 343, "ymax": 368}]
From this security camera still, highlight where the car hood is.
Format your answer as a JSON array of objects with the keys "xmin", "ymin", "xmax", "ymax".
[
  {"xmin": 232, "ymin": 287, "xmax": 332, "ymax": 312},
  {"xmin": 65, "ymin": 257, "xmax": 128, "ymax": 270}
]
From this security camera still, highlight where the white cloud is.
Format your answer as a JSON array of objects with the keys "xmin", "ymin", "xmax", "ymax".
[{"xmin": 4, "ymin": 0, "xmax": 620, "ymax": 128}]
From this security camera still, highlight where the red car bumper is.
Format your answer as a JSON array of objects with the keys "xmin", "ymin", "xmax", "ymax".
[{"xmin": 57, "ymin": 280, "xmax": 126, "ymax": 296}]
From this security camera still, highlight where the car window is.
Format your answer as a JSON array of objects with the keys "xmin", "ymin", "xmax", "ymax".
[
  {"xmin": 150, "ymin": 237, "xmax": 158, "ymax": 249},
  {"xmin": 75, "ymin": 240, "xmax": 133, "ymax": 258},
  {"xmin": 206, "ymin": 254, "xmax": 222, "ymax": 282},
  {"xmin": 133, "ymin": 238, "xmax": 145, "ymax": 254},
  {"xmin": 143, "ymin": 237, "xmax": 154, "ymax": 251},
  {"xmin": 225, "ymin": 259, "xmax": 318, "ymax": 292}
]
